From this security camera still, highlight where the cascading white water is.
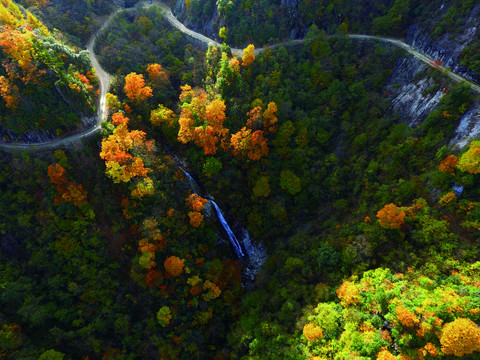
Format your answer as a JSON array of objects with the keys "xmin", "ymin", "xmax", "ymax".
[
  {"xmin": 179, "ymin": 167, "xmax": 201, "ymax": 190},
  {"xmin": 210, "ymin": 201, "xmax": 245, "ymax": 257},
  {"xmin": 179, "ymin": 166, "xmax": 267, "ymax": 284}
]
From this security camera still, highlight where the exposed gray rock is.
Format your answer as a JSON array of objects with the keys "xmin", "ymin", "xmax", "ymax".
[
  {"xmin": 406, "ymin": 4, "xmax": 480, "ymax": 85},
  {"xmin": 387, "ymin": 57, "xmax": 445, "ymax": 127},
  {"xmin": 450, "ymin": 102, "xmax": 480, "ymax": 148}
]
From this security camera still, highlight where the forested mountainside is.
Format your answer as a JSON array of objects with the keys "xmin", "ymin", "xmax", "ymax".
[
  {"xmin": 0, "ymin": 0, "xmax": 98, "ymax": 141},
  {"xmin": 2, "ymin": 0, "xmax": 480, "ymax": 359}
]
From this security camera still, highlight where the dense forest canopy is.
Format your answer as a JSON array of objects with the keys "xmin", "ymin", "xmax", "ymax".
[{"xmin": 2, "ymin": 0, "xmax": 480, "ymax": 359}]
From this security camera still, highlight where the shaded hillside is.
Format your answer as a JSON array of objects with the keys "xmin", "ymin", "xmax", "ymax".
[{"xmin": 0, "ymin": 0, "xmax": 98, "ymax": 141}]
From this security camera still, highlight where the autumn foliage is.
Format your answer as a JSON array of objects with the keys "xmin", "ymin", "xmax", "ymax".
[
  {"xmin": 186, "ymin": 193, "xmax": 208, "ymax": 211},
  {"xmin": 377, "ymin": 203, "xmax": 406, "ymax": 229},
  {"xmin": 146, "ymin": 63, "xmax": 168, "ymax": 87},
  {"xmin": 0, "ymin": 25, "xmax": 43, "ymax": 108},
  {"xmin": 124, "ymin": 72, "xmax": 153, "ymax": 103},
  {"xmin": 439, "ymin": 154, "xmax": 458, "ymax": 173},
  {"xmin": 377, "ymin": 349, "xmax": 397, "ymax": 360},
  {"xmin": 186, "ymin": 193, "xmax": 208, "ymax": 227},
  {"xmin": 177, "ymin": 87, "xmax": 229, "ymax": 155},
  {"xmin": 202, "ymin": 280, "xmax": 221, "ymax": 301},
  {"xmin": 440, "ymin": 318, "xmax": 480, "ymax": 356},
  {"xmin": 47, "ymin": 163, "xmax": 87, "ymax": 207},
  {"xmin": 111, "ymin": 112, "xmax": 129, "ymax": 126},
  {"xmin": 230, "ymin": 127, "xmax": 269, "ymax": 161},
  {"xmin": 99, "ymin": 123, "xmax": 152, "ymax": 183},
  {"xmin": 303, "ymin": 323, "xmax": 323, "ymax": 342},
  {"xmin": 246, "ymin": 106, "xmax": 262, "ymax": 130},
  {"xmin": 137, "ymin": 218, "xmax": 167, "ymax": 271},
  {"xmin": 188, "ymin": 211, "xmax": 204, "ymax": 228},
  {"xmin": 174, "ymin": 84, "xmax": 273, "ymax": 160},
  {"xmin": 263, "ymin": 101, "xmax": 278, "ymax": 133},
  {"xmin": 336, "ymin": 281, "xmax": 359, "ymax": 306},
  {"xmin": 395, "ymin": 305, "xmax": 420, "ymax": 327},
  {"xmin": 242, "ymin": 44, "xmax": 255, "ymax": 66},
  {"xmin": 300, "ymin": 265, "xmax": 480, "ymax": 359},
  {"xmin": 164, "ymin": 256, "xmax": 185, "ymax": 277},
  {"xmin": 458, "ymin": 141, "xmax": 480, "ymax": 174},
  {"xmin": 228, "ymin": 57, "xmax": 240, "ymax": 73},
  {"xmin": 150, "ymin": 104, "xmax": 175, "ymax": 127}
]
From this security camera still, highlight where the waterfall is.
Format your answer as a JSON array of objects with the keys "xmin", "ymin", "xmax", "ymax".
[
  {"xmin": 210, "ymin": 201, "xmax": 245, "ymax": 257},
  {"xmin": 179, "ymin": 166, "xmax": 245, "ymax": 258},
  {"xmin": 179, "ymin": 167, "xmax": 201, "ymax": 191},
  {"xmin": 177, "ymin": 166, "xmax": 267, "ymax": 285}
]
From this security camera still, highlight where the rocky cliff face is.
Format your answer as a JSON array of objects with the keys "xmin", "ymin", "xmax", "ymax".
[
  {"xmin": 387, "ymin": 56, "xmax": 445, "ymax": 127},
  {"xmin": 172, "ymin": 0, "xmax": 218, "ymax": 39},
  {"xmin": 450, "ymin": 102, "xmax": 480, "ymax": 148},
  {"xmin": 387, "ymin": 51, "xmax": 480, "ymax": 149},
  {"xmin": 387, "ymin": 4, "xmax": 480, "ymax": 148},
  {"xmin": 280, "ymin": 0, "xmax": 303, "ymax": 39},
  {"xmin": 406, "ymin": 4, "xmax": 480, "ymax": 85}
]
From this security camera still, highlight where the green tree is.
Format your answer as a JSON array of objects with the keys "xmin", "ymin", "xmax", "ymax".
[
  {"xmin": 252, "ymin": 175, "xmax": 270, "ymax": 198},
  {"xmin": 279, "ymin": 170, "xmax": 301, "ymax": 195}
]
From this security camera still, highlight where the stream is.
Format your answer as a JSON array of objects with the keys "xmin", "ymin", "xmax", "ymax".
[{"xmin": 179, "ymin": 165, "xmax": 267, "ymax": 286}]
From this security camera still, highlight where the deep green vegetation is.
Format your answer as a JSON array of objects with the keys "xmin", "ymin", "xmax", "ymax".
[
  {"xmin": 94, "ymin": 5, "xmax": 205, "ymax": 103},
  {"xmin": 16, "ymin": 0, "xmax": 124, "ymax": 46},
  {"xmin": 2, "ymin": 0, "xmax": 480, "ymax": 359}
]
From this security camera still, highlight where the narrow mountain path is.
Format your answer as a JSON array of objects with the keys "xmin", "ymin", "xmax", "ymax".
[
  {"xmin": 1, "ymin": 0, "xmax": 479, "ymax": 150},
  {"xmin": 0, "ymin": 8, "xmax": 123, "ymax": 150}
]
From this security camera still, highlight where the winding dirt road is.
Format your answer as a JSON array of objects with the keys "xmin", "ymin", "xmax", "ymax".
[{"xmin": 1, "ymin": 0, "xmax": 479, "ymax": 150}]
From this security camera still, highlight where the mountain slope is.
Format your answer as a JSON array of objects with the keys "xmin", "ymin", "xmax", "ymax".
[{"xmin": 0, "ymin": 0, "xmax": 98, "ymax": 141}]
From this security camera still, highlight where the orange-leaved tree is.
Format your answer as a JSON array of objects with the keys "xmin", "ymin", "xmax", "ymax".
[
  {"xmin": 146, "ymin": 63, "xmax": 168, "ymax": 87},
  {"xmin": 202, "ymin": 280, "xmax": 221, "ymax": 301},
  {"xmin": 263, "ymin": 101, "xmax": 278, "ymax": 133},
  {"xmin": 246, "ymin": 106, "xmax": 262, "ymax": 130},
  {"xmin": 439, "ymin": 154, "xmax": 458, "ymax": 173},
  {"xmin": 440, "ymin": 318, "xmax": 480, "ymax": 356},
  {"xmin": 164, "ymin": 255, "xmax": 185, "ymax": 277},
  {"xmin": 47, "ymin": 163, "xmax": 87, "ymax": 207},
  {"xmin": 124, "ymin": 72, "xmax": 153, "ymax": 103},
  {"xmin": 395, "ymin": 304, "xmax": 420, "ymax": 328},
  {"xmin": 177, "ymin": 86, "xmax": 229, "ymax": 155},
  {"xmin": 336, "ymin": 280, "xmax": 359, "ymax": 306},
  {"xmin": 242, "ymin": 44, "xmax": 255, "ymax": 66},
  {"xmin": 111, "ymin": 112, "xmax": 129, "ymax": 126},
  {"xmin": 303, "ymin": 323, "xmax": 323, "ymax": 342},
  {"xmin": 0, "ymin": 26, "xmax": 34, "ymax": 72},
  {"xmin": 246, "ymin": 102, "xmax": 278, "ymax": 133},
  {"xmin": 186, "ymin": 193, "xmax": 208, "ymax": 212},
  {"xmin": 228, "ymin": 57, "xmax": 240, "ymax": 73},
  {"xmin": 376, "ymin": 349, "xmax": 397, "ymax": 360},
  {"xmin": 99, "ymin": 123, "xmax": 153, "ymax": 183},
  {"xmin": 230, "ymin": 127, "xmax": 269, "ymax": 161},
  {"xmin": 186, "ymin": 193, "xmax": 208, "ymax": 227},
  {"xmin": 0, "ymin": 75, "xmax": 19, "ymax": 109},
  {"xmin": 377, "ymin": 203, "xmax": 406, "ymax": 229}
]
